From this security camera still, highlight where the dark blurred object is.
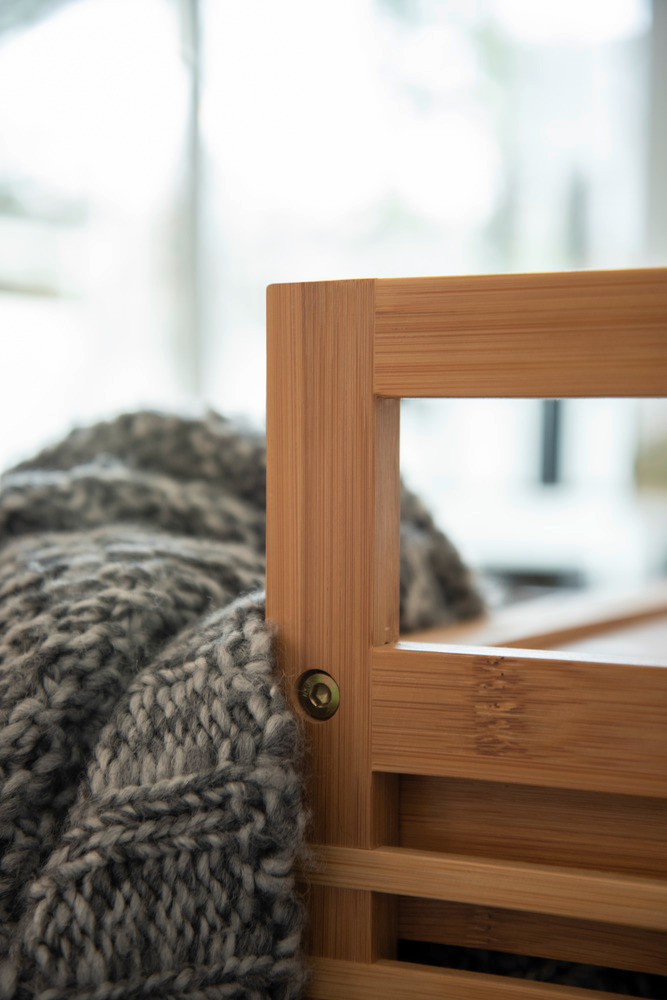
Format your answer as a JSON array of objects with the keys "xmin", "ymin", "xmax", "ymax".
[{"xmin": 398, "ymin": 940, "xmax": 666, "ymax": 998}]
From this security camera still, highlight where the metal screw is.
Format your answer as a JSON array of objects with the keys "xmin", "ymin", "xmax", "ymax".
[{"xmin": 297, "ymin": 670, "xmax": 340, "ymax": 720}]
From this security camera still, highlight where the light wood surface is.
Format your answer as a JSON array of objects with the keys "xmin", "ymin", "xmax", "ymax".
[
  {"xmin": 266, "ymin": 269, "xmax": 667, "ymax": 991},
  {"xmin": 266, "ymin": 280, "xmax": 400, "ymax": 963},
  {"xmin": 375, "ymin": 268, "xmax": 667, "ymax": 397},
  {"xmin": 400, "ymin": 776, "xmax": 667, "ymax": 878},
  {"xmin": 398, "ymin": 899, "xmax": 667, "ymax": 976},
  {"xmin": 309, "ymin": 958, "xmax": 629, "ymax": 1000},
  {"xmin": 308, "ymin": 845, "xmax": 667, "ymax": 930},
  {"xmin": 372, "ymin": 643, "xmax": 667, "ymax": 796}
]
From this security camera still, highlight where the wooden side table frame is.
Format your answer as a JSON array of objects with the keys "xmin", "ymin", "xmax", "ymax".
[{"xmin": 266, "ymin": 269, "xmax": 667, "ymax": 999}]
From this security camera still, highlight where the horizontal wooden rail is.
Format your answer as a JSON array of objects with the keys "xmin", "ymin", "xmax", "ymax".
[
  {"xmin": 398, "ymin": 899, "xmax": 667, "ymax": 977},
  {"xmin": 372, "ymin": 643, "xmax": 667, "ymax": 797},
  {"xmin": 310, "ymin": 957, "xmax": 628, "ymax": 1000},
  {"xmin": 400, "ymin": 775, "xmax": 667, "ymax": 879},
  {"xmin": 374, "ymin": 268, "xmax": 667, "ymax": 397},
  {"xmin": 309, "ymin": 845, "xmax": 667, "ymax": 930}
]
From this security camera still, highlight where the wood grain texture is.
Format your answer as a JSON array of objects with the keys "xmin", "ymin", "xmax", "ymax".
[
  {"xmin": 372, "ymin": 643, "xmax": 667, "ymax": 797},
  {"xmin": 306, "ymin": 887, "xmax": 378, "ymax": 962},
  {"xmin": 267, "ymin": 272, "xmax": 667, "ymax": 989},
  {"xmin": 266, "ymin": 280, "xmax": 400, "ymax": 962},
  {"xmin": 375, "ymin": 268, "xmax": 667, "ymax": 397},
  {"xmin": 373, "ymin": 396, "xmax": 400, "ymax": 645},
  {"xmin": 400, "ymin": 776, "xmax": 667, "ymax": 878},
  {"xmin": 309, "ymin": 845, "xmax": 667, "ymax": 930},
  {"xmin": 398, "ymin": 899, "xmax": 667, "ymax": 976},
  {"xmin": 309, "ymin": 958, "xmax": 628, "ymax": 1000}
]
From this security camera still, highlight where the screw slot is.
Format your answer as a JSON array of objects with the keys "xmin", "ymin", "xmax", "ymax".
[{"xmin": 297, "ymin": 670, "xmax": 340, "ymax": 720}]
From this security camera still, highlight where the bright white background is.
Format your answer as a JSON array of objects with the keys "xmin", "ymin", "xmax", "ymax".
[{"xmin": 0, "ymin": 0, "xmax": 666, "ymax": 589}]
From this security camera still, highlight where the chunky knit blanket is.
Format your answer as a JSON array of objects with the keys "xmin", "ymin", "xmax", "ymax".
[{"xmin": 0, "ymin": 412, "xmax": 482, "ymax": 1000}]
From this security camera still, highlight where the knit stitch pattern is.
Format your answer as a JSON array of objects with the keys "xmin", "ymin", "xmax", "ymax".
[{"xmin": 0, "ymin": 411, "xmax": 483, "ymax": 998}]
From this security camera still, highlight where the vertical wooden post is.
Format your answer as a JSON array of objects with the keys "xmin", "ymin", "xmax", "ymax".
[{"xmin": 266, "ymin": 279, "xmax": 400, "ymax": 963}]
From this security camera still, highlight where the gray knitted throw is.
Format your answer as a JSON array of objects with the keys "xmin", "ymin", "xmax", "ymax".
[{"xmin": 0, "ymin": 412, "xmax": 482, "ymax": 999}]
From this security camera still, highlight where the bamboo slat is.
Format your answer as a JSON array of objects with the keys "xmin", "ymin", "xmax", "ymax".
[
  {"xmin": 305, "ymin": 886, "xmax": 397, "ymax": 962},
  {"xmin": 398, "ymin": 899, "xmax": 667, "ymax": 977},
  {"xmin": 374, "ymin": 269, "xmax": 667, "ymax": 397},
  {"xmin": 400, "ymin": 776, "xmax": 667, "ymax": 878},
  {"xmin": 309, "ymin": 845, "xmax": 667, "ymax": 929},
  {"xmin": 372, "ymin": 643, "xmax": 667, "ymax": 797},
  {"xmin": 266, "ymin": 270, "xmax": 667, "ymax": 989},
  {"xmin": 309, "ymin": 958, "xmax": 628, "ymax": 1000},
  {"xmin": 266, "ymin": 280, "xmax": 400, "ymax": 964}
]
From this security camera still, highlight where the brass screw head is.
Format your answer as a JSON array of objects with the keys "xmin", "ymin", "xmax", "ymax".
[{"xmin": 297, "ymin": 670, "xmax": 340, "ymax": 720}]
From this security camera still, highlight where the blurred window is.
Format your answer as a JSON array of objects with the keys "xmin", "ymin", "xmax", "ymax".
[
  {"xmin": 0, "ymin": 0, "xmax": 191, "ymax": 467},
  {"xmin": 0, "ymin": 0, "xmax": 665, "ymax": 587}
]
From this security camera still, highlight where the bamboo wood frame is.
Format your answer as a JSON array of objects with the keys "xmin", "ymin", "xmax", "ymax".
[{"xmin": 266, "ymin": 268, "xmax": 667, "ymax": 999}]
